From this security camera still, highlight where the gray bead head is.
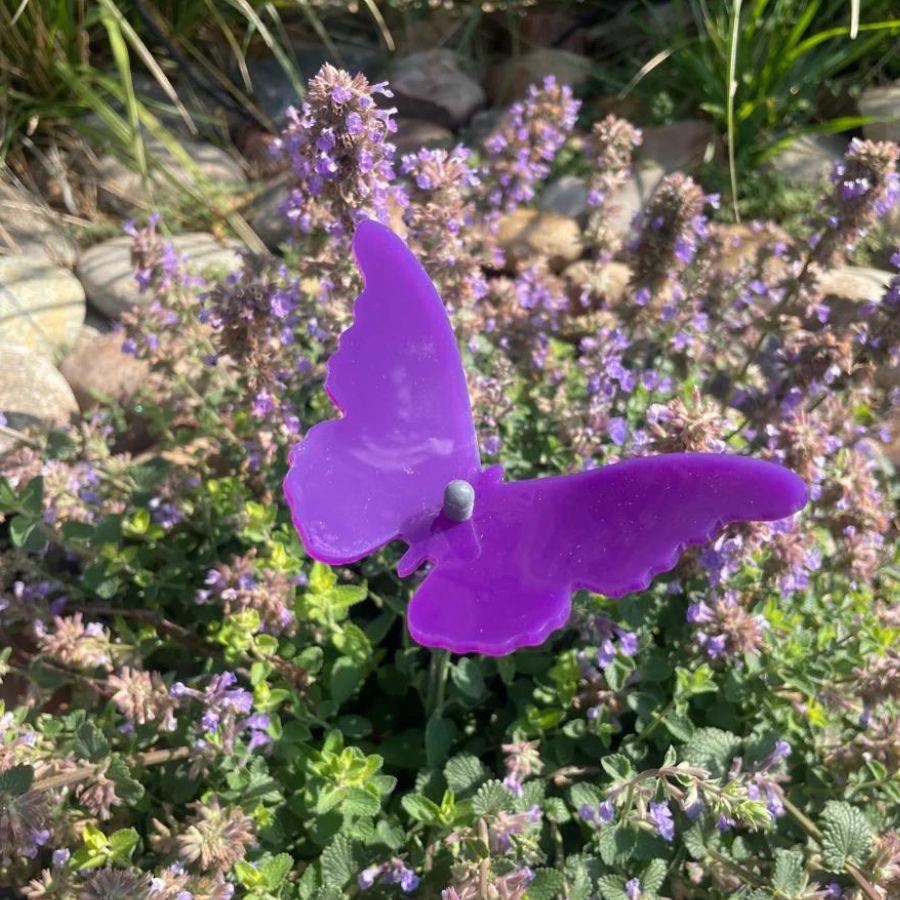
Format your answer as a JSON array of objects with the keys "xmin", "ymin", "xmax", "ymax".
[{"xmin": 443, "ymin": 479, "xmax": 475, "ymax": 522}]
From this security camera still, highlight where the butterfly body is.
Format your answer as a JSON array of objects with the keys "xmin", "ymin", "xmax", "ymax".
[{"xmin": 284, "ymin": 219, "xmax": 807, "ymax": 656}]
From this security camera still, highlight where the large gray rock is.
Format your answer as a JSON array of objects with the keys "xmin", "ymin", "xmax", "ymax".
[
  {"xmin": 0, "ymin": 255, "xmax": 85, "ymax": 358},
  {"xmin": 607, "ymin": 164, "xmax": 666, "ymax": 236},
  {"xmin": 77, "ymin": 233, "xmax": 244, "ymax": 318},
  {"xmin": 818, "ymin": 266, "xmax": 893, "ymax": 325},
  {"xmin": 246, "ymin": 175, "xmax": 292, "ymax": 251},
  {"xmin": 394, "ymin": 118, "xmax": 454, "ymax": 155},
  {"xmin": 0, "ymin": 182, "xmax": 79, "ymax": 267},
  {"xmin": 497, "ymin": 208, "xmax": 583, "ymax": 272},
  {"xmin": 770, "ymin": 133, "xmax": 846, "ymax": 184},
  {"xmin": 539, "ymin": 175, "xmax": 589, "ymax": 220},
  {"xmin": 488, "ymin": 48, "xmax": 591, "ymax": 103},
  {"xmin": 95, "ymin": 139, "xmax": 245, "ymax": 214},
  {"xmin": 859, "ymin": 84, "xmax": 900, "ymax": 143},
  {"xmin": 0, "ymin": 345, "xmax": 77, "ymax": 454},
  {"xmin": 638, "ymin": 120, "xmax": 715, "ymax": 173},
  {"xmin": 388, "ymin": 50, "xmax": 485, "ymax": 129},
  {"xmin": 60, "ymin": 329, "xmax": 151, "ymax": 410}
]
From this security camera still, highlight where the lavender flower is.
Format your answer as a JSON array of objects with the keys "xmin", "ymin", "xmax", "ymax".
[
  {"xmin": 358, "ymin": 859, "xmax": 419, "ymax": 892},
  {"xmin": 274, "ymin": 63, "xmax": 402, "ymax": 238},
  {"xmin": 648, "ymin": 800, "xmax": 675, "ymax": 841},
  {"xmin": 481, "ymin": 76, "xmax": 580, "ymax": 211}
]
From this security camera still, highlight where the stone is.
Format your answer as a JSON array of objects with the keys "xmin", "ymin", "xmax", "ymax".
[
  {"xmin": 77, "ymin": 233, "xmax": 244, "ymax": 318},
  {"xmin": 562, "ymin": 260, "xmax": 632, "ymax": 306},
  {"xmin": 539, "ymin": 175, "xmax": 590, "ymax": 220},
  {"xmin": 60, "ymin": 329, "xmax": 151, "ymax": 410},
  {"xmin": 0, "ymin": 345, "xmax": 77, "ymax": 454},
  {"xmin": 607, "ymin": 164, "xmax": 666, "ymax": 237},
  {"xmin": 0, "ymin": 182, "xmax": 79, "ymax": 268},
  {"xmin": 709, "ymin": 222, "xmax": 793, "ymax": 274},
  {"xmin": 463, "ymin": 108, "xmax": 508, "ymax": 150},
  {"xmin": 246, "ymin": 175, "xmax": 292, "ymax": 251},
  {"xmin": 488, "ymin": 48, "xmax": 592, "ymax": 104},
  {"xmin": 388, "ymin": 50, "xmax": 485, "ymax": 129},
  {"xmin": 393, "ymin": 119, "xmax": 455, "ymax": 155},
  {"xmin": 95, "ymin": 139, "xmax": 245, "ymax": 214},
  {"xmin": 497, "ymin": 208, "xmax": 583, "ymax": 272},
  {"xmin": 858, "ymin": 84, "xmax": 900, "ymax": 143},
  {"xmin": 0, "ymin": 255, "xmax": 85, "ymax": 358},
  {"xmin": 769, "ymin": 133, "xmax": 846, "ymax": 185},
  {"xmin": 817, "ymin": 266, "xmax": 893, "ymax": 325},
  {"xmin": 520, "ymin": 12, "xmax": 586, "ymax": 53},
  {"xmin": 638, "ymin": 120, "xmax": 715, "ymax": 173}
]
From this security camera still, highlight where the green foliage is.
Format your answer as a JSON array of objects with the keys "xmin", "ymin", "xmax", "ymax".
[{"xmin": 820, "ymin": 801, "xmax": 873, "ymax": 872}]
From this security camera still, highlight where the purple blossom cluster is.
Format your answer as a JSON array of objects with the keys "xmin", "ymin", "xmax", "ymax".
[
  {"xmin": 171, "ymin": 672, "xmax": 269, "ymax": 754},
  {"xmin": 197, "ymin": 552, "xmax": 296, "ymax": 635},
  {"xmin": 274, "ymin": 63, "xmax": 402, "ymax": 238},
  {"xmin": 481, "ymin": 76, "xmax": 581, "ymax": 211},
  {"xmin": 501, "ymin": 738, "xmax": 542, "ymax": 797},
  {"xmin": 358, "ymin": 858, "xmax": 420, "ymax": 892}
]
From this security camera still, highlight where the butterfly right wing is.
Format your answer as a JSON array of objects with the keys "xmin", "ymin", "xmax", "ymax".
[{"xmin": 406, "ymin": 454, "xmax": 806, "ymax": 655}]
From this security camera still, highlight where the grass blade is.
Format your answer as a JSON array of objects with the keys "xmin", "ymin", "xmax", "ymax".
[{"xmin": 726, "ymin": 0, "xmax": 742, "ymax": 222}]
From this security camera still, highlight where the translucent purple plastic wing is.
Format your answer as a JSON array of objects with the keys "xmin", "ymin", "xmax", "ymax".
[
  {"xmin": 283, "ymin": 219, "xmax": 481, "ymax": 564},
  {"xmin": 405, "ymin": 455, "xmax": 807, "ymax": 655}
]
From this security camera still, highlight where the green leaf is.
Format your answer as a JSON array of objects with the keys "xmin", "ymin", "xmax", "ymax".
[
  {"xmin": 598, "ymin": 825, "xmax": 637, "ymax": 867},
  {"xmin": 472, "ymin": 780, "xmax": 510, "ymax": 816},
  {"xmin": 544, "ymin": 797, "xmax": 571, "ymax": 823},
  {"xmin": 315, "ymin": 787, "xmax": 344, "ymax": 815},
  {"xmin": 772, "ymin": 848, "xmax": 807, "ymax": 895},
  {"xmin": 680, "ymin": 728, "xmax": 741, "ymax": 779},
  {"xmin": 107, "ymin": 827, "xmax": 139, "ymax": 862},
  {"xmin": 444, "ymin": 753, "xmax": 489, "ymax": 796},
  {"xmin": 107, "ymin": 758, "xmax": 145, "ymax": 804},
  {"xmin": 451, "ymin": 658, "xmax": 485, "ymax": 701},
  {"xmin": 641, "ymin": 858, "xmax": 667, "ymax": 897},
  {"xmin": 597, "ymin": 875, "xmax": 628, "ymax": 900},
  {"xmin": 600, "ymin": 753, "xmax": 635, "ymax": 782},
  {"xmin": 320, "ymin": 834, "xmax": 359, "ymax": 888},
  {"xmin": 329, "ymin": 659, "xmax": 361, "ymax": 705},
  {"xmin": 820, "ymin": 801, "xmax": 872, "ymax": 872},
  {"xmin": 261, "ymin": 852, "xmax": 295, "ymax": 888},
  {"xmin": 426, "ymin": 717, "xmax": 456, "ymax": 768},
  {"xmin": 74, "ymin": 721, "xmax": 111, "ymax": 763},
  {"xmin": 0, "ymin": 764, "xmax": 34, "ymax": 795},
  {"xmin": 19, "ymin": 476, "xmax": 44, "ymax": 516},
  {"xmin": 343, "ymin": 787, "xmax": 380, "ymax": 818},
  {"xmin": 401, "ymin": 792, "xmax": 441, "ymax": 825},
  {"xmin": 569, "ymin": 782, "xmax": 604, "ymax": 811},
  {"xmin": 0, "ymin": 476, "xmax": 17, "ymax": 511},
  {"xmin": 527, "ymin": 868, "xmax": 566, "ymax": 900},
  {"xmin": 9, "ymin": 517, "xmax": 45, "ymax": 551}
]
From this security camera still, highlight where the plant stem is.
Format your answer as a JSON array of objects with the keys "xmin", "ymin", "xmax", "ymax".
[
  {"xmin": 426, "ymin": 649, "xmax": 450, "ymax": 720},
  {"xmin": 33, "ymin": 745, "xmax": 191, "ymax": 792}
]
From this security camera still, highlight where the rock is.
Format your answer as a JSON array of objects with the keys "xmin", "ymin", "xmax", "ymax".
[
  {"xmin": 607, "ymin": 163, "xmax": 666, "ymax": 237},
  {"xmin": 770, "ymin": 133, "xmax": 846, "ymax": 185},
  {"xmin": 0, "ymin": 182, "xmax": 79, "ymax": 268},
  {"xmin": 539, "ymin": 175, "xmax": 589, "ymax": 220},
  {"xmin": 562, "ymin": 260, "xmax": 632, "ymax": 306},
  {"xmin": 0, "ymin": 255, "xmax": 85, "ymax": 358},
  {"xmin": 0, "ymin": 345, "xmax": 77, "ymax": 454},
  {"xmin": 497, "ymin": 208, "xmax": 583, "ymax": 272},
  {"xmin": 77, "ymin": 233, "xmax": 244, "ymax": 318},
  {"xmin": 858, "ymin": 84, "xmax": 900, "ymax": 143},
  {"xmin": 95, "ymin": 139, "xmax": 245, "ymax": 214},
  {"xmin": 60, "ymin": 329, "xmax": 151, "ymax": 410},
  {"xmin": 463, "ymin": 108, "xmax": 508, "ymax": 150},
  {"xmin": 638, "ymin": 120, "xmax": 715, "ymax": 173},
  {"xmin": 818, "ymin": 266, "xmax": 893, "ymax": 325},
  {"xmin": 393, "ymin": 119, "xmax": 454, "ymax": 155},
  {"xmin": 520, "ymin": 12, "xmax": 586, "ymax": 53},
  {"xmin": 246, "ymin": 175, "xmax": 292, "ymax": 251},
  {"xmin": 709, "ymin": 222, "xmax": 793, "ymax": 274},
  {"xmin": 388, "ymin": 50, "xmax": 485, "ymax": 129},
  {"xmin": 489, "ymin": 49, "xmax": 592, "ymax": 104}
]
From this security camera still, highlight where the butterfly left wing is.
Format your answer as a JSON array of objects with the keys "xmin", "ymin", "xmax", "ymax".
[
  {"xmin": 283, "ymin": 220, "xmax": 481, "ymax": 565},
  {"xmin": 406, "ymin": 454, "xmax": 806, "ymax": 655}
]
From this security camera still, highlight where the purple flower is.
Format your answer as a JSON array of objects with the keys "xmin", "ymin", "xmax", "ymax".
[
  {"xmin": 625, "ymin": 878, "xmax": 642, "ymax": 899},
  {"xmin": 607, "ymin": 417, "xmax": 628, "ymax": 446},
  {"xmin": 358, "ymin": 866, "xmax": 381, "ymax": 890},
  {"xmin": 648, "ymin": 800, "xmax": 675, "ymax": 842},
  {"xmin": 617, "ymin": 630, "xmax": 639, "ymax": 656},
  {"xmin": 598, "ymin": 638, "xmax": 616, "ymax": 668},
  {"xmin": 598, "ymin": 799, "xmax": 615, "ymax": 823}
]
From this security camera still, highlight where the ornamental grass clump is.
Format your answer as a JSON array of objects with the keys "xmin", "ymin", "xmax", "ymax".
[{"xmin": 1, "ymin": 62, "xmax": 899, "ymax": 898}]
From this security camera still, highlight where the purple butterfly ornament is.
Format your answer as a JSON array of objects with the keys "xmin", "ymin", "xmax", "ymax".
[{"xmin": 283, "ymin": 220, "xmax": 807, "ymax": 656}]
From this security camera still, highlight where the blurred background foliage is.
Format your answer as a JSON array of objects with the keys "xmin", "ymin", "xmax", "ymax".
[{"xmin": 1, "ymin": 0, "xmax": 898, "ymax": 223}]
